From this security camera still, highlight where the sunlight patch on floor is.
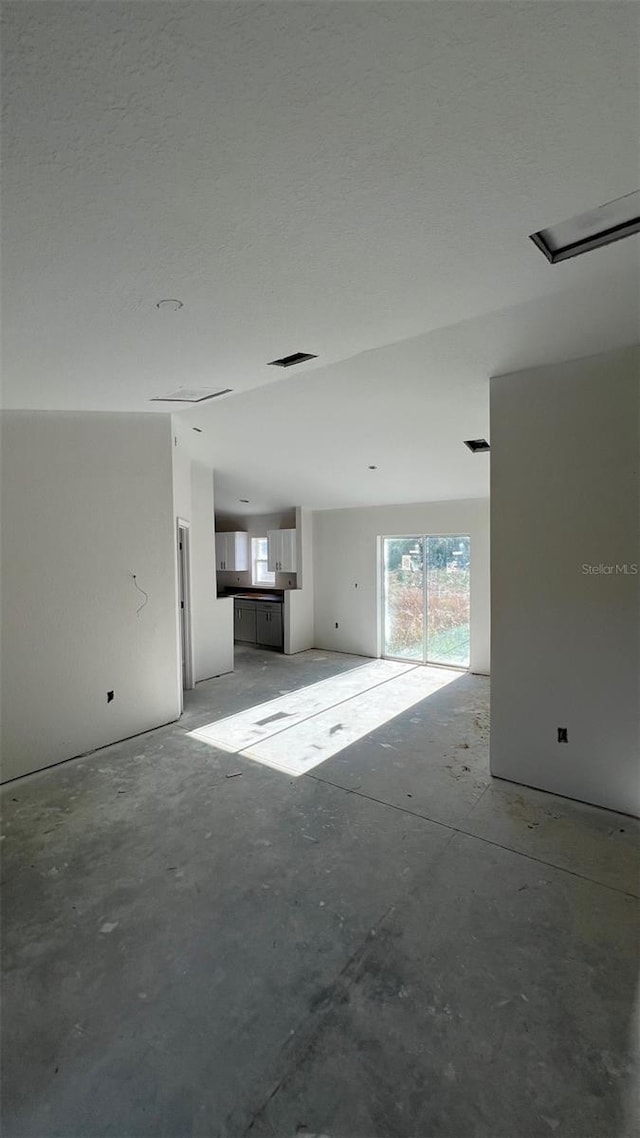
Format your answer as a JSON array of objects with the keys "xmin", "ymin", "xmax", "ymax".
[
  {"xmin": 189, "ymin": 661, "xmax": 459, "ymax": 776},
  {"xmin": 189, "ymin": 659, "xmax": 414, "ymax": 753}
]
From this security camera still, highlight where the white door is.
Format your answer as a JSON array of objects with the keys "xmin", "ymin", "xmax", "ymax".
[
  {"xmin": 268, "ymin": 529, "xmax": 297, "ymax": 572},
  {"xmin": 232, "ymin": 532, "xmax": 249, "ymax": 571},
  {"xmin": 267, "ymin": 530, "xmax": 281, "ymax": 573}
]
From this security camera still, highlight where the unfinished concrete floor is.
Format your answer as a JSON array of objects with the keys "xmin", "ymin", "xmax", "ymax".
[{"xmin": 2, "ymin": 647, "xmax": 638, "ymax": 1138}]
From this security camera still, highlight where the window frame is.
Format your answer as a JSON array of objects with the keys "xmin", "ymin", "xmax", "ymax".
[{"xmin": 251, "ymin": 536, "xmax": 275, "ymax": 586}]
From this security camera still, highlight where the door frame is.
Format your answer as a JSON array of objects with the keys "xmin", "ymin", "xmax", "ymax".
[
  {"xmin": 379, "ymin": 533, "xmax": 471, "ymax": 671},
  {"xmin": 177, "ymin": 519, "xmax": 195, "ymax": 697}
]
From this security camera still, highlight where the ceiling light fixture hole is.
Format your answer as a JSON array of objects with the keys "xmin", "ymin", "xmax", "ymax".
[{"xmin": 156, "ymin": 299, "xmax": 184, "ymax": 310}]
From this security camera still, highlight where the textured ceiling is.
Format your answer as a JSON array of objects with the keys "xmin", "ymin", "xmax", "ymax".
[{"xmin": 2, "ymin": 1, "xmax": 639, "ymax": 506}]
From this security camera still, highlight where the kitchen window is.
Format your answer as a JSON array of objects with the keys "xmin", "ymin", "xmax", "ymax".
[{"xmin": 252, "ymin": 537, "xmax": 275, "ymax": 586}]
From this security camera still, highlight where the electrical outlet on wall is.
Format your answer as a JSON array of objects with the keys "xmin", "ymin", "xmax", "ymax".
[{"xmin": 557, "ymin": 727, "xmax": 568, "ymax": 743}]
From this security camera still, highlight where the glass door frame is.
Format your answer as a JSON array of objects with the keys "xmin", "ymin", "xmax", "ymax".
[{"xmin": 379, "ymin": 533, "xmax": 471, "ymax": 671}]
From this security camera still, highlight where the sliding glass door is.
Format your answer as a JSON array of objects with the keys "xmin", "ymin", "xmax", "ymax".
[
  {"xmin": 382, "ymin": 535, "xmax": 470, "ymax": 668},
  {"xmin": 425, "ymin": 535, "xmax": 470, "ymax": 667},
  {"xmin": 383, "ymin": 537, "xmax": 425, "ymax": 661}
]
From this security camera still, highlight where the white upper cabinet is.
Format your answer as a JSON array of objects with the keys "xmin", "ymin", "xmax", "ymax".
[
  {"xmin": 267, "ymin": 528, "xmax": 297, "ymax": 573},
  {"xmin": 215, "ymin": 531, "xmax": 249, "ymax": 572}
]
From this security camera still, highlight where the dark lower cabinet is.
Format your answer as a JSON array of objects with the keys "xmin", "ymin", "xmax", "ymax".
[
  {"xmin": 234, "ymin": 600, "xmax": 283, "ymax": 650},
  {"xmin": 256, "ymin": 604, "xmax": 283, "ymax": 649},
  {"xmin": 234, "ymin": 601, "xmax": 257, "ymax": 643}
]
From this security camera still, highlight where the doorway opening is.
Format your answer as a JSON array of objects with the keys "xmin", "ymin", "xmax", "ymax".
[
  {"xmin": 382, "ymin": 535, "xmax": 470, "ymax": 668},
  {"xmin": 177, "ymin": 520, "xmax": 194, "ymax": 693}
]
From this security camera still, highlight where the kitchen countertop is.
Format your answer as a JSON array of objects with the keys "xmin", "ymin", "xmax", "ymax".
[
  {"xmin": 222, "ymin": 590, "xmax": 283, "ymax": 603},
  {"xmin": 234, "ymin": 593, "xmax": 282, "ymax": 602}
]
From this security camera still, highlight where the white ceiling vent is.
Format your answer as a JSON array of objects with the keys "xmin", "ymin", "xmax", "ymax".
[{"xmin": 150, "ymin": 387, "xmax": 233, "ymax": 403}]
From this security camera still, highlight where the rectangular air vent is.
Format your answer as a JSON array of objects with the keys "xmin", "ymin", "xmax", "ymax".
[
  {"xmin": 464, "ymin": 439, "xmax": 490, "ymax": 453},
  {"xmin": 268, "ymin": 352, "xmax": 317, "ymax": 368},
  {"xmin": 150, "ymin": 387, "xmax": 233, "ymax": 403}
]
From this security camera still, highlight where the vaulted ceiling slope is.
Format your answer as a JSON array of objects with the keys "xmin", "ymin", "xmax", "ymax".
[
  {"xmin": 181, "ymin": 274, "xmax": 639, "ymax": 513},
  {"xmin": 2, "ymin": 1, "xmax": 638, "ymax": 423}
]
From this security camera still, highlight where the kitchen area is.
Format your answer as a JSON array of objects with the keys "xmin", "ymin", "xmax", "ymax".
[{"xmin": 215, "ymin": 510, "xmax": 309, "ymax": 654}]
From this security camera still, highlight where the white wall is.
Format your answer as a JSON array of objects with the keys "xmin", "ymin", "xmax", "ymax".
[
  {"xmin": 172, "ymin": 433, "xmax": 192, "ymax": 520},
  {"xmin": 190, "ymin": 463, "xmax": 233, "ymax": 681},
  {"xmin": 1, "ymin": 412, "xmax": 181, "ymax": 782},
  {"xmin": 313, "ymin": 499, "xmax": 490, "ymax": 674},
  {"xmin": 284, "ymin": 507, "xmax": 315, "ymax": 654},
  {"xmin": 490, "ymin": 346, "xmax": 640, "ymax": 816},
  {"xmin": 173, "ymin": 425, "xmax": 233, "ymax": 683}
]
